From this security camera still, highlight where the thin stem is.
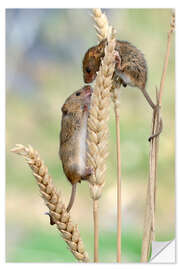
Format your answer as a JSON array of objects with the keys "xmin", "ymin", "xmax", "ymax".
[
  {"xmin": 141, "ymin": 179, "xmax": 152, "ymax": 262},
  {"xmin": 141, "ymin": 106, "xmax": 160, "ymax": 262},
  {"xmin": 93, "ymin": 200, "xmax": 99, "ymax": 262},
  {"xmin": 141, "ymin": 12, "xmax": 174, "ymax": 262},
  {"xmin": 115, "ymin": 105, "xmax": 121, "ymax": 262},
  {"xmin": 159, "ymin": 30, "xmax": 174, "ymax": 106},
  {"xmin": 141, "ymin": 111, "xmax": 156, "ymax": 262},
  {"xmin": 154, "ymin": 90, "xmax": 160, "ymax": 216}
]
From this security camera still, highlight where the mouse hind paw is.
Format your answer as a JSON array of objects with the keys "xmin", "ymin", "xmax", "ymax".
[{"xmin": 45, "ymin": 212, "xmax": 55, "ymax": 225}]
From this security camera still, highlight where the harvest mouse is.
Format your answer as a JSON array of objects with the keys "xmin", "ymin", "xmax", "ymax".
[
  {"xmin": 59, "ymin": 85, "xmax": 92, "ymax": 213},
  {"xmin": 83, "ymin": 39, "xmax": 162, "ymax": 140}
]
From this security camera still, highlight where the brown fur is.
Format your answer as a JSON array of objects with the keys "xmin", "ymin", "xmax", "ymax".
[
  {"xmin": 83, "ymin": 39, "xmax": 156, "ymax": 110},
  {"xmin": 59, "ymin": 85, "xmax": 92, "ymax": 212},
  {"xmin": 83, "ymin": 39, "xmax": 147, "ymax": 90}
]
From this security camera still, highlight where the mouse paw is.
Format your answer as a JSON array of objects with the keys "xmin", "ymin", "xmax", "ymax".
[
  {"xmin": 81, "ymin": 167, "xmax": 93, "ymax": 180},
  {"xmin": 45, "ymin": 212, "xmax": 55, "ymax": 225},
  {"xmin": 83, "ymin": 104, "xmax": 89, "ymax": 112},
  {"xmin": 114, "ymin": 50, "xmax": 122, "ymax": 71}
]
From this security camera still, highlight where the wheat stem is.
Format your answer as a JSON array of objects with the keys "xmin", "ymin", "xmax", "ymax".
[
  {"xmin": 159, "ymin": 11, "xmax": 175, "ymax": 105},
  {"xmin": 93, "ymin": 200, "xmax": 99, "ymax": 262},
  {"xmin": 92, "ymin": 8, "xmax": 122, "ymax": 262},
  {"xmin": 114, "ymin": 101, "xmax": 122, "ymax": 262},
  {"xmin": 88, "ymin": 10, "xmax": 116, "ymax": 261},
  {"xmin": 11, "ymin": 144, "xmax": 89, "ymax": 263},
  {"xmin": 141, "ymin": 11, "xmax": 175, "ymax": 262}
]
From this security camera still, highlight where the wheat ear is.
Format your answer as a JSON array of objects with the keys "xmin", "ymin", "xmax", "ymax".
[
  {"xmin": 11, "ymin": 144, "xmax": 89, "ymax": 263},
  {"xmin": 92, "ymin": 8, "xmax": 109, "ymax": 41},
  {"xmin": 87, "ymin": 24, "xmax": 116, "ymax": 261},
  {"xmin": 87, "ymin": 30, "xmax": 116, "ymax": 199},
  {"xmin": 92, "ymin": 8, "xmax": 122, "ymax": 262}
]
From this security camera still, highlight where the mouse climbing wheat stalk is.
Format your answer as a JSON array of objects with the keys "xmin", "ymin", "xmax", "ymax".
[{"xmin": 59, "ymin": 85, "xmax": 92, "ymax": 212}]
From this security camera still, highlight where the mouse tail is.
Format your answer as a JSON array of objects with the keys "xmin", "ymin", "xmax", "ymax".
[
  {"xmin": 66, "ymin": 183, "xmax": 77, "ymax": 212},
  {"xmin": 141, "ymin": 88, "xmax": 156, "ymax": 110}
]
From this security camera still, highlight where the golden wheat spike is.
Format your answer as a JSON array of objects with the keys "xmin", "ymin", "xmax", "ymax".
[
  {"xmin": 11, "ymin": 144, "xmax": 89, "ymax": 262},
  {"xmin": 87, "ymin": 28, "xmax": 116, "ymax": 200},
  {"xmin": 92, "ymin": 8, "xmax": 109, "ymax": 41}
]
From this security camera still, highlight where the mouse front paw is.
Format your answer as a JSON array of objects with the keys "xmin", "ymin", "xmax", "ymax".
[
  {"xmin": 83, "ymin": 104, "xmax": 89, "ymax": 112},
  {"xmin": 114, "ymin": 50, "xmax": 122, "ymax": 71},
  {"xmin": 81, "ymin": 167, "xmax": 93, "ymax": 180}
]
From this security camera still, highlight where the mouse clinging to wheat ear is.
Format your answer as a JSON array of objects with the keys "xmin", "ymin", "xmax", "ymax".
[
  {"xmin": 59, "ymin": 85, "xmax": 93, "ymax": 213},
  {"xmin": 83, "ymin": 39, "xmax": 162, "ymax": 140}
]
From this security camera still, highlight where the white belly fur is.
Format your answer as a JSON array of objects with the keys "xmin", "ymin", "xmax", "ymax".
[
  {"xmin": 76, "ymin": 113, "xmax": 87, "ymax": 175},
  {"xmin": 116, "ymin": 71, "xmax": 135, "ymax": 87}
]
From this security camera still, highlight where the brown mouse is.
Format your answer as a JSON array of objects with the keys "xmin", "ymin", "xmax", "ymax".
[
  {"xmin": 83, "ymin": 39, "xmax": 155, "ymax": 108},
  {"xmin": 59, "ymin": 85, "xmax": 92, "ymax": 213},
  {"xmin": 83, "ymin": 39, "xmax": 162, "ymax": 139}
]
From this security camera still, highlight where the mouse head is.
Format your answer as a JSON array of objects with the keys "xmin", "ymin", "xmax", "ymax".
[
  {"xmin": 61, "ymin": 85, "xmax": 92, "ymax": 115},
  {"xmin": 83, "ymin": 39, "xmax": 107, "ymax": 84}
]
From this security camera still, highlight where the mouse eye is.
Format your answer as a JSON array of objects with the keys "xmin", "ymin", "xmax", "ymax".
[
  {"xmin": 62, "ymin": 108, "xmax": 68, "ymax": 115},
  {"xmin": 86, "ymin": 67, "xmax": 91, "ymax": 74},
  {"xmin": 76, "ymin": 92, "xmax": 81, "ymax": 96}
]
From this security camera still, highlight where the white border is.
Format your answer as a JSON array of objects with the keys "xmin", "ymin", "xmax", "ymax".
[
  {"xmin": 0, "ymin": 6, "xmax": 5, "ymax": 267},
  {"xmin": 1, "ymin": 1, "xmax": 179, "ymax": 269},
  {"xmin": 0, "ymin": 0, "xmax": 177, "ymax": 8}
]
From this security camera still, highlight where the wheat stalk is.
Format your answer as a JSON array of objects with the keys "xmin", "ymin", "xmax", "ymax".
[
  {"xmin": 92, "ymin": 8, "xmax": 122, "ymax": 262},
  {"xmin": 159, "ymin": 11, "xmax": 175, "ymax": 105},
  {"xmin": 111, "ymin": 85, "xmax": 122, "ymax": 263},
  {"xmin": 141, "ymin": 11, "xmax": 175, "ymax": 262},
  {"xmin": 87, "ymin": 23, "xmax": 116, "ymax": 261},
  {"xmin": 87, "ymin": 28, "xmax": 116, "ymax": 200},
  {"xmin": 11, "ymin": 144, "xmax": 89, "ymax": 263}
]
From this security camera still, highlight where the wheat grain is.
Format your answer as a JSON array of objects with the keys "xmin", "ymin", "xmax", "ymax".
[
  {"xmin": 86, "ymin": 26, "xmax": 116, "ymax": 261},
  {"xmin": 11, "ymin": 144, "xmax": 89, "ymax": 262},
  {"xmin": 92, "ymin": 8, "xmax": 109, "ymax": 41},
  {"xmin": 92, "ymin": 9, "xmax": 122, "ymax": 262},
  {"xmin": 87, "ymin": 27, "xmax": 115, "ymax": 200}
]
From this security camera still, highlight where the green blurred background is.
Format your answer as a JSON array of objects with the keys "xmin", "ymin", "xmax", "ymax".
[{"xmin": 6, "ymin": 9, "xmax": 175, "ymax": 262}]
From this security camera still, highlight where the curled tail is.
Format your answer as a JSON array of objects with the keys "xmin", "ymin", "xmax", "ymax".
[
  {"xmin": 66, "ymin": 183, "xmax": 77, "ymax": 212},
  {"xmin": 148, "ymin": 117, "xmax": 163, "ymax": 142}
]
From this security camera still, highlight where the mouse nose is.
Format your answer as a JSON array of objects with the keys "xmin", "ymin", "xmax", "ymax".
[
  {"xmin": 84, "ymin": 85, "xmax": 93, "ymax": 94},
  {"xmin": 84, "ymin": 77, "xmax": 92, "ymax": 84}
]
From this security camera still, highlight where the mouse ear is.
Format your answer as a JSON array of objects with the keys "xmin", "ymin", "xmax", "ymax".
[
  {"xmin": 61, "ymin": 103, "xmax": 68, "ymax": 115},
  {"xmin": 97, "ymin": 45, "xmax": 104, "ymax": 55},
  {"xmin": 97, "ymin": 39, "xmax": 107, "ymax": 55}
]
